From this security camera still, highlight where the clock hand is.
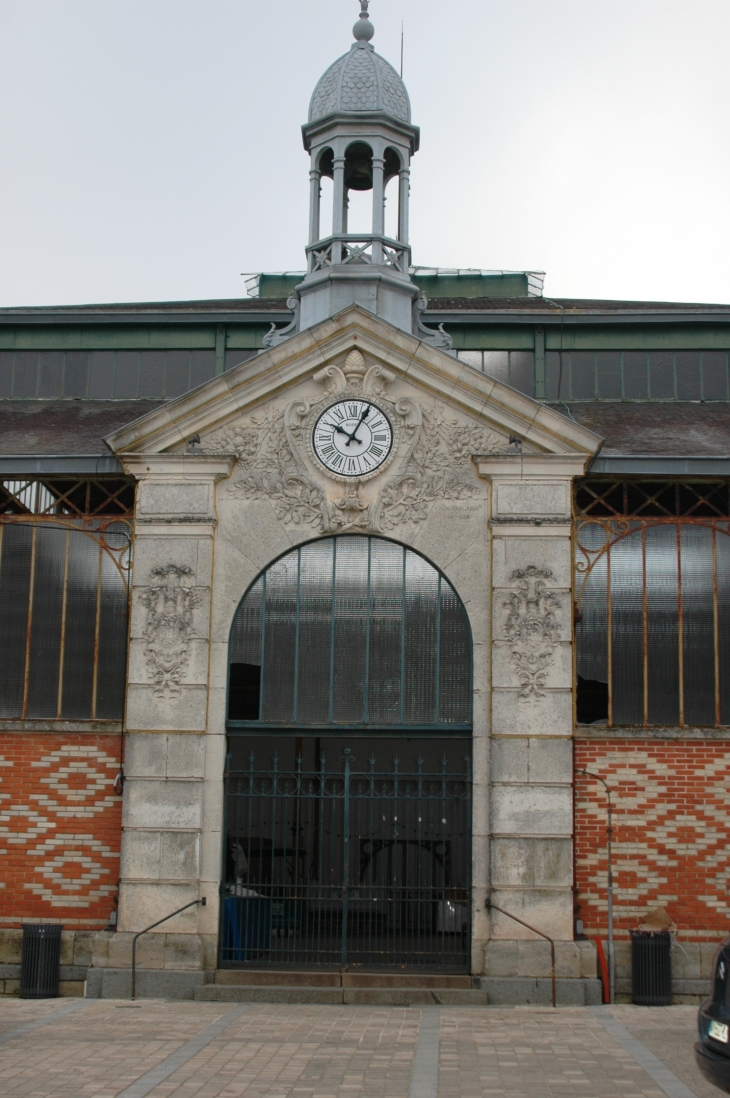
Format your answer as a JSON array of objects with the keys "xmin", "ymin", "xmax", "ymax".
[{"xmin": 344, "ymin": 405, "xmax": 371, "ymax": 447}]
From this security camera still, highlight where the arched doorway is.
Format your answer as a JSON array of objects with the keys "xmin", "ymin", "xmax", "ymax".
[{"xmin": 223, "ymin": 535, "xmax": 472, "ymax": 972}]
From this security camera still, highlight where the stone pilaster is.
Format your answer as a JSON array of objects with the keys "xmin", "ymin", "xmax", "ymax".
[
  {"xmin": 476, "ymin": 455, "xmax": 589, "ymax": 948},
  {"xmin": 116, "ymin": 455, "xmax": 233, "ymax": 953}
]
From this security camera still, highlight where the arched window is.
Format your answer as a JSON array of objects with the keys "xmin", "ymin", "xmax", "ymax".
[{"xmin": 228, "ymin": 535, "xmax": 471, "ymax": 730}]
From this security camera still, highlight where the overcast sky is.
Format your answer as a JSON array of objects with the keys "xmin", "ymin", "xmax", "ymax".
[{"xmin": 1, "ymin": 0, "xmax": 728, "ymax": 307}]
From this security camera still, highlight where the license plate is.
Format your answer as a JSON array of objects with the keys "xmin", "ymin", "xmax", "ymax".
[{"xmin": 709, "ymin": 1020, "xmax": 729, "ymax": 1043}]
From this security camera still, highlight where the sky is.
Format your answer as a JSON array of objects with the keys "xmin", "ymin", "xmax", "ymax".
[{"xmin": 0, "ymin": 0, "xmax": 729, "ymax": 307}]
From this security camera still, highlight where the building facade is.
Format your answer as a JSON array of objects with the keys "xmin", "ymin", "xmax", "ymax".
[{"xmin": 1, "ymin": 4, "xmax": 729, "ymax": 1002}]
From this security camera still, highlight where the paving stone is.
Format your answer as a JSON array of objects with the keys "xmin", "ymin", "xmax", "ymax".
[{"xmin": 0, "ymin": 999, "xmax": 714, "ymax": 1097}]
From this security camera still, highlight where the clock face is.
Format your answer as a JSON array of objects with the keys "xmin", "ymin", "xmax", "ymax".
[{"xmin": 313, "ymin": 399, "xmax": 393, "ymax": 478}]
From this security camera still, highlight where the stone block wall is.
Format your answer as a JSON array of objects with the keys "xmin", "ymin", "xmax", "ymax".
[{"xmin": 0, "ymin": 733, "xmax": 122, "ymax": 930}]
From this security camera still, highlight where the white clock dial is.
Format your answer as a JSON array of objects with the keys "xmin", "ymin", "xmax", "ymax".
[{"xmin": 313, "ymin": 399, "xmax": 393, "ymax": 478}]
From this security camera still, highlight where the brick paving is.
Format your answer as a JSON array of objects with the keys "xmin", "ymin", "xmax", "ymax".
[{"xmin": 0, "ymin": 1000, "xmax": 715, "ymax": 1097}]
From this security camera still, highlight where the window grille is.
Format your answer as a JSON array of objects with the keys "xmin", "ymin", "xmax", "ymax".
[
  {"xmin": 456, "ymin": 350, "xmax": 534, "ymax": 395},
  {"xmin": 0, "ymin": 479, "xmax": 133, "ymax": 721},
  {"xmin": 575, "ymin": 479, "xmax": 730, "ymax": 727},
  {"xmin": 228, "ymin": 536, "xmax": 472, "ymax": 731},
  {"xmin": 548, "ymin": 350, "xmax": 730, "ymax": 401}
]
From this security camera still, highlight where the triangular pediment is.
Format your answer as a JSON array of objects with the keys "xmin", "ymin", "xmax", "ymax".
[{"xmin": 104, "ymin": 305, "xmax": 602, "ymax": 459}]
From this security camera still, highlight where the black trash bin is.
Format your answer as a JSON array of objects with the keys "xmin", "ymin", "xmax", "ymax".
[
  {"xmin": 20, "ymin": 924, "xmax": 63, "ymax": 999},
  {"xmin": 630, "ymin": 929, "xmax": 672, "ymax": 1005}
]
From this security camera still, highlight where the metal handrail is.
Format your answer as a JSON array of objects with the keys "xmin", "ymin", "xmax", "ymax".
[
  {"xmin": 485, "ymin": 898, "xmax": 557, "ymax": 1008},
  {"xmin": 131, "ymin": 898, "xmax": 206, "ymax": 1000}
]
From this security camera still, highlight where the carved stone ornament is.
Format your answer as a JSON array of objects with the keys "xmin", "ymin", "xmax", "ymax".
[
  {"xmin": 140, "ymin": 565, "xmax": 202, "ymax": 697},
  {"xmin": 203, "ymin": 349, "xmax": 508, "ymax": 533},
  {"xmin": 504, "ymin": 566, "xmax": 561, "ymax": 700}
]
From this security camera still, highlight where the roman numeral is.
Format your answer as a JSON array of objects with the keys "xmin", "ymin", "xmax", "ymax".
[
  {"xmin": 373, "ymin": 433, "xmax": 387, "ymax": 442},
  {"xmin": 369, "ymin": 445, "xmax": 384, "ymax": 457}
]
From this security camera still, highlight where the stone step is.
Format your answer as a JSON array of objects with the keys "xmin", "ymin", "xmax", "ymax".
[
  {"xmin": 195, "ymin": 985, "xmax": 489, "ymax": 1006},
  {"xmin": 213, "ymin": 969, "xmax": 475, "ymax": 989}
]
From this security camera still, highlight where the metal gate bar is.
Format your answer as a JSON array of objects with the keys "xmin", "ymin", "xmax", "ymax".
[{"xmin": 221, "ymin": 746, "xmax": 471, "ymax": 971}]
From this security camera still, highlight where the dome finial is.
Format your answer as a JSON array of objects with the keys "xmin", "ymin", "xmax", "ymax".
[{"xmin": 353, "ymin": 0, "xmax": 375, "ymax": 44}]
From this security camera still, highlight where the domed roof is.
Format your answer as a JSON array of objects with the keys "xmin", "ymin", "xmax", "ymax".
[{"xmin": 308, "ymin": 4, "xmax": 411, "ymax": 124}]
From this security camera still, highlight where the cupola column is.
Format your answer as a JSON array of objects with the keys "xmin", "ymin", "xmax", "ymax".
[
  {"xmin": 332, "ymin": 155, "xmax": 346, "ymax": 261},
  {"xmin": 371, "ymin": 154, "xmax": 385, "ymax": 262},
  {"xmin": 308, "ymin": 167, "xmax": 322, "ymax": 245},
  {"xmin": 398, "ymin": 167, "xmax": 410, "ymax": 244}
]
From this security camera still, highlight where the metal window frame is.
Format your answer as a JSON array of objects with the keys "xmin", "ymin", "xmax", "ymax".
[
  {"xmin": 574, "ymin": 477, "xmax": 730, "ymax": 729},
  {"xmin": 0, "ymin": 479, "xmax": 134, "ymax": 723},
  {"xmin": 227, "ymin": 535, "xmax": 474, "ymax": 734}
]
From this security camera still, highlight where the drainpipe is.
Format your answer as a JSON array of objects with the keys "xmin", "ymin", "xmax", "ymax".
[{"xmin": 576, "ymin": 769, "xmax": 614, "ymax": 1003}]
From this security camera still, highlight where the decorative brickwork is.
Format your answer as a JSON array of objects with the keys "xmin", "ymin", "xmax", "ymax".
[
  {"xmin": 0, "ymin": 734, "xmax": 122, "ymax": 927},
  {"xmin": 575, "ymin": 739, "xmax": 730, "ymax": 939}
]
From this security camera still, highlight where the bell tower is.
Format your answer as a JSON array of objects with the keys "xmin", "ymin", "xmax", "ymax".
[{"xmin": 293, "ymin": 2, "xmax": 433, "ymax": 339}]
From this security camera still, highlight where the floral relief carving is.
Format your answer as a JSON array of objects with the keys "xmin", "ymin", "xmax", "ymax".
[
  {"xmin": 374, "ymin": 409, "xmax": 504, "ymax": 530},
  {"xmin": 202, "ymin": 353, "xmax": 509, "ymax": 534},
  {"xmin": 504, "ymin": 566, "xmax": 562, "ymax": 700},
  {"xmin": 140, "ymin": 565, "xmax": 202, "ymax": 697}
]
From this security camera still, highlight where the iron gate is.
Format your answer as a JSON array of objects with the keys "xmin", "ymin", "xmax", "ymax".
[{"xmin": 221, "ymin": 745, "xmax": 471, "ymax": 971}]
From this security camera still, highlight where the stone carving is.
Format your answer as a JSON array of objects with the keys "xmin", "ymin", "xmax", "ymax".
[
  {"xmin": 140, "ymin": 565, "xmax": 202, "ymax": 697},
  {"xmin": 504, "ymin": 566, "xmax": 562, "ymax": 700},
  {"xmin": 203, "ymin": 350, "xmax": 507, "ymax": 533},
  {"xmin": 207, "ymin": 404, "xmax": 329, "ymax": 530},
  {"xmin": 375, "ymin": 409, "xmax": 503, "ymax": 530}
]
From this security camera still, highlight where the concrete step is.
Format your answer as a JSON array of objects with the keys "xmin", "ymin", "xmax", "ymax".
[
  {"xmin": 196, "ymin": 984, "xmax": 488, "ymax": 1005},
  {"xmin": 213, "ymin": 970, "xmax": 474, "ymax": 989}
]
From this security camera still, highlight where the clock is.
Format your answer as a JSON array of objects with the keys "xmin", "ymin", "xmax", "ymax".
[{"xmin": 313, "ymin": 399, "xmax": 393, "ymax": 478}]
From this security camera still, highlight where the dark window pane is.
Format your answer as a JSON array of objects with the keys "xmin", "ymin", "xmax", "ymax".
[
  {"xmin": 570, "ymin": 353, "xmax": 596, "ymax": 400},
  {"xmin": 61, "ymin": 532, "xmax": 100, "ymax": 718},
  {"xmin": 228, "ymin": 536, "xmax": 471, "ymax": 730},
  {"xmin": 89, "ymin": 351, "xmax": 115, "ymax": 398},
  {"xmin": 367, "ymin": 539, "xmax": 404, "ymax": 724},
  {"xmin": 38, "ymin": 352, "xmax": 65, "ymax": 398},
  {"xmin": 702, "ymin": 352, "xmax": 728, "ymax": 400},
  {"xmin": 610, "ymin": 527, "xmax": 644, "ymax": 724},
  {"xmin": 681, "ymin": 524, "xmax": 716, "ymax": 725},
  {"xmin": 403, "ymin": 549, "xmax": 439, "ymax": 722},
  {"xmin": 596, "ymin": 353, "xmax": 622, "ymax": 399},
  {"xmin": 63, "ymin": 352, "xmax": 89, "ymax": 398},
  {"xmin": 88, "ymin": 351, "xmax": 115, "ymax": 399},
  {"xmin": 509, "ymin": 351, "xmax": 534, "ymax": 396},
  {"xmin": 13, "ymin": 352, "xmax": 38, "ymax": 398},
  {"xmin": 482, "ymin": 352, "xmax": 509, "ymax": 384},
  {"xmin": 95, "ymin": 540, "xmax": 128, "ymax": 719},
  {"xmin": 575, "ymin": 523, "xmax": 609, "ymax": 694},
  {"xmin": 26, "ymin": 527, "xmax": 67, "ymax": 718},
  {"xmin": 545, "ymin": 351, "xmax": 563, "ymax": 400},
  {"xmin": 229, "ymin": 576, "xmax": 263, "ymax": 720},
  {"xmin": 439, "ymin": 579, "xmax": 471, "ymax": 723},
  {"xmin": 0, "ymin": 524, "xmax": 33, "ymax": 716},
  {"xmin": 648, "ymin": 352, "xmax": 674, "ymax": 399},
  {"xmin": 719, "ymin": 529, "xmax": 730, "ymax": 726},
  {"xmin": 676, "ymin": 352, "xmax": 702, "ymax": 400},
  {"xmin": 138, "ymin": 351, "xmax": 166, "ymax": 398},
  {"xmin": 260, "ymin": 551, "xmax": 298, "ymax": 722},
  {"xmin": 623, "ymin": 353, "xmax": 648, "ymax": 399},
  {"xmin": 0, "ymin": 352, "xmax": 13, "ymax": 398},
  {"xmin": 646, "ymin": 524, "xmax": 679, "ymax": 724},
  {"xmin": 165, "ymin": 351, "xmax": 190, "ymax": 398},
  {"xmin": 297, "ymin": 539, "xmax": 333, "ymax": 724},
  {"xmin": 190, "ymin": 350, "xmax": 215, "ymax": 390},
  {"xmin": 225, "ymin": 349, "xmax": 256, "ymax": 372},
  {"xmin": 332, "ymin": 536, "xmax": 369, "ymax": 722},
  {"xmin": 114, "ymin": 352, "xmax": 140, "ymax": 399}
]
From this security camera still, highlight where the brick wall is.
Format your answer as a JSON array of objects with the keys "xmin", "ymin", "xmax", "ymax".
[
  {"xmin": 575, "ymin": 739, "xmax": 730, "ymax": 940},
  {"xmin": 0, "ymin": 734, "xmax": 122, "ymax": 928}
]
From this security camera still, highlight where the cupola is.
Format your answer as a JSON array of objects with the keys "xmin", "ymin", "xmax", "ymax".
[{"xmin": 264, "ymin": 1, "xmax": 450, "ymax": 352}]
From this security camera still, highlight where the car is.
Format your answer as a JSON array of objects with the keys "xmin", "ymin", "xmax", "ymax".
[{"xmin": 696, "ymin": 938, "xmax": 730, "ymax": 1091}]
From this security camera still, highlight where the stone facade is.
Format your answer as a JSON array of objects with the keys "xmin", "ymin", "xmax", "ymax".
[{"xmin": 82, "ymin": 305, "xmax": 601, "ymax": 999}]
